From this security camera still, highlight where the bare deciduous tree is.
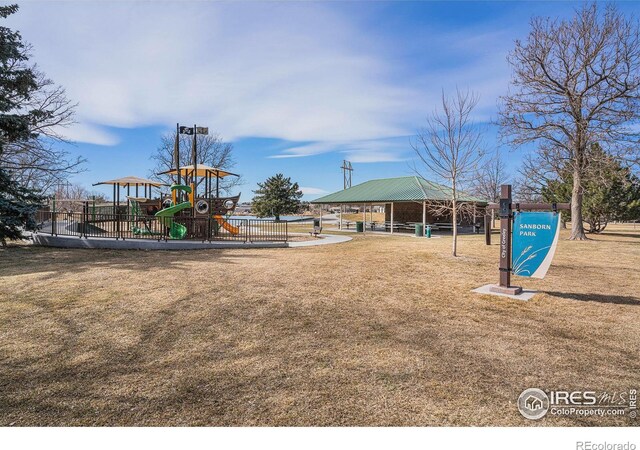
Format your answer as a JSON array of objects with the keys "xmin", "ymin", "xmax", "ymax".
[
  {"xmin": 471, "ymin": 150, "xmax": 508, "ymax": 204},
  {"xmin": 499, "ymin": 3, "xmax": 640, "ymax": 240},
  {"xmin": 51, "ymin": 182, "xmax": 106, "ymax": 212},
  {"xmin": 0, "ymin": 71, "xmax": 83, "ymax": 193},
  {"xmin": 412, "ymin": 88, "xmax": 484, "ymax": 257},
  {"xmin": 150, "ymin": 131, "xmax": 242, "ymax": 195},
  {"xmin": 470, "ymin": 149, "xmax": 510, "ymax": 227}
]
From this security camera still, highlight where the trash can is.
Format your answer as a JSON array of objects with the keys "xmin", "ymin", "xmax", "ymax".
[
  {"xmin": 356, "ymin": 221, "xmax": 364, "ymax": 232},
  {"xmin": 415, "ymin": 223, "xmax": 424, "ymax": 237},
  {"xmin": 426, "ymin": 225, "xmax": 432, "ymax": 238}
]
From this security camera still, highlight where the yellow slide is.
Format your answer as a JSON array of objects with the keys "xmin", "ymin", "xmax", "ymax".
[{"xmin": 214, "ymin": 215, "xmax": 240, "ymax": 235}]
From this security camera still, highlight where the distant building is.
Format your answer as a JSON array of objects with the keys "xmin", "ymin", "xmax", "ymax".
[{"xmin": 235, "ymin": 203, "xmax": 252, "ymax": 214}]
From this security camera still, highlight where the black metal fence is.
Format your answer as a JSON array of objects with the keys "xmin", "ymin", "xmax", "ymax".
[{"xmin": 35, "ymin": 210, "xmax": 288, "ymax": 243}]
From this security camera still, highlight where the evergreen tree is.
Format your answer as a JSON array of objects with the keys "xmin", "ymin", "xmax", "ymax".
[
  {"xmin": 542, "ymin": 145, "xmax": 640, "ymax": 233},
  {"xmin": 0, "ymin": 5, "xmax": 45, "ymax": 244},
  {"xmin": 0, "ymin": 167, "xmax": 43, "ymax": 246},
  {"xmin": 251, "ymin": 174, "xmax": 303, "ymax": 221},
  {"xmin": 0, "ymin": 4, "xmax": 38, "ymax": 148}
]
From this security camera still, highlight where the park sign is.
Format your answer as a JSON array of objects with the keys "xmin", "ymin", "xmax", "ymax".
[
  {"xmin": 483, "ymin": 184, "xmax": 570, "ymax": 297},
  {"xmin": 512, "ymin": 212, "xmax": 561, "ymax": 279}
]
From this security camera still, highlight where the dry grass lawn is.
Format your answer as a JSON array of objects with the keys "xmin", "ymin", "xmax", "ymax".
[{"xmin": 0, "ymin": 224, "xmax": 638, "ymax": 426}]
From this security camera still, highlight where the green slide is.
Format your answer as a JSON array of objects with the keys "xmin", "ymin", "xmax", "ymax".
[
  {"xmin": 130, "ymin": 198, "xmax": 162, "ymax": 236},
  {"xmin": 155, "ymin": 201, "xmax": 191, "ymax": 239}
]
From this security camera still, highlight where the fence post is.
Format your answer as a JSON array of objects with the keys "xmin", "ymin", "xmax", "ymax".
[
  {"xmin": 117, "ymin": 208, "xmax": 121, "ymax": 240},
  {"xmin": 52, "ymin": 197, "xmax": 57, "ymax": 236},
  {"xmin": 79, "ymin": 202, "xmax": 85, "ymax": 238},
  {"xmin": 285, "ymin": 221, "xmax": 288, "ymax": 242}
]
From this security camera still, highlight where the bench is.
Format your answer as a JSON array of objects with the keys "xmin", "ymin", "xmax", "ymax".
[
  {"xmin": 309, "ymin": 219, "xmax": 322, "ymax": 237},
  {"xmin": 433, "ymin": 222, "xmax": 454, "ymax": 230},
  {"xmin": 383, "ymin": 222, "xmax": 415, "ymax": 232},
  {"xmin": 383, "ymin": 222, "xmax": 442, "ymax": 233}
]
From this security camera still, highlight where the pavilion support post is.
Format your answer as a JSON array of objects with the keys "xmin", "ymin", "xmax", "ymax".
[
  {"xmin": 390, "ymin": 202, "xmax": 394, "ymax": 235},
  {"xmin": 319, "ymin": 205, "xmax": 323, "ymax": 228},
  {"xmin": 362, "ymin": 204, "xmax": 366, "ymax": 234},
  {"xmin": 422, "ymin": 201, "xmax": 426, "ymax": 237},
  {"xmin": 490, "ymin": 185, "xmax": 521, "ymax": 295},
  {"xmin": 473, "ymin": 203, "xmax": 477, "ymax": 232},
  {"xmin": 339, "ymin": 205, "xmax": 342, "ymax": 230},
  {"xmin": 370, "ymin": 204, "xmax": 373, "ymax": 230}
]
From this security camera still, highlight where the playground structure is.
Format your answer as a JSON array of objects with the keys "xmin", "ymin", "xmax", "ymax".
[{"xmin": 35, "ymin": 125, "xmax": 289, "ymax": 244}]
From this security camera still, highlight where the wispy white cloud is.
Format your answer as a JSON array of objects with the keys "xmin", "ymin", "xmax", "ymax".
[
  {"xmin": 299, "ymin": 186, "xmax": 328, "ymax": 195},
  {"xmin": 269, "ymin": 142, "xmax": 338, "ymax": 159},
  {"xmin": 10, "ymin": 2, "xmax": 415, "ymax": 146},
  {"xmin": 270, "ymin": 137, "xmax": 411, "ymax": 163},
  {"xmin": 52, "ymin": 123, "xmax": 119, "ymax": 146},
  {"xmin": 10, "ymin": 1, "xmax": 515, "ymax": 160}
]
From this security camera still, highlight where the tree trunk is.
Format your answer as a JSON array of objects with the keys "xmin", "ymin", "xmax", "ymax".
[
  {"xmin": 452, "ymin": 199, "xmax": 458, "ymax": 257},
  {"xmin": 570, "ymin": 164, "xmax": 588, "ymax": 240},
  {"xmin": 600, "ymin": 220, "xmax": 608, "ymax": 233}
]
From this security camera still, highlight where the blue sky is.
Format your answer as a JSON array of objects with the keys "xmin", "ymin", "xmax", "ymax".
[{"xmin": 7, "ymin": 1, "xmax": 639, "ymax": 200}]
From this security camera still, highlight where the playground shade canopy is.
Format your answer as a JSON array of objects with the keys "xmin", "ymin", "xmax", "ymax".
[
  {"xmin": 310, "ymin": 176, "xmax": 487, "ymax": 204},
  {"xmin": 92, "ymin": 176, "xmax": 167, "ymax": 187},
  {"xmin": 158, "ymin": 165, "xmax": 239, "ymax": 178}
]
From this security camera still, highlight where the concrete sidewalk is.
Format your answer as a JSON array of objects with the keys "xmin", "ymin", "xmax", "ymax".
[{"xmin": 31, "ymin": 232, "xmax": 351, "ymax": 250}]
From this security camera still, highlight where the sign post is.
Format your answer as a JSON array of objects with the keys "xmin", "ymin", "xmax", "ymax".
[
  {"xmin": 492, "ymin": 185, "xmax": 522, "ymax": 295},
  {"xmin": 477, "ymin": 184, "xmax": 570, "ymax": 299}
]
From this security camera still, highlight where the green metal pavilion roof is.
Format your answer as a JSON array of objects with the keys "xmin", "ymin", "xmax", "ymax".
[{"xmin": 311, "ymin": 176, "xmax": 487, "ymax": 204}]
